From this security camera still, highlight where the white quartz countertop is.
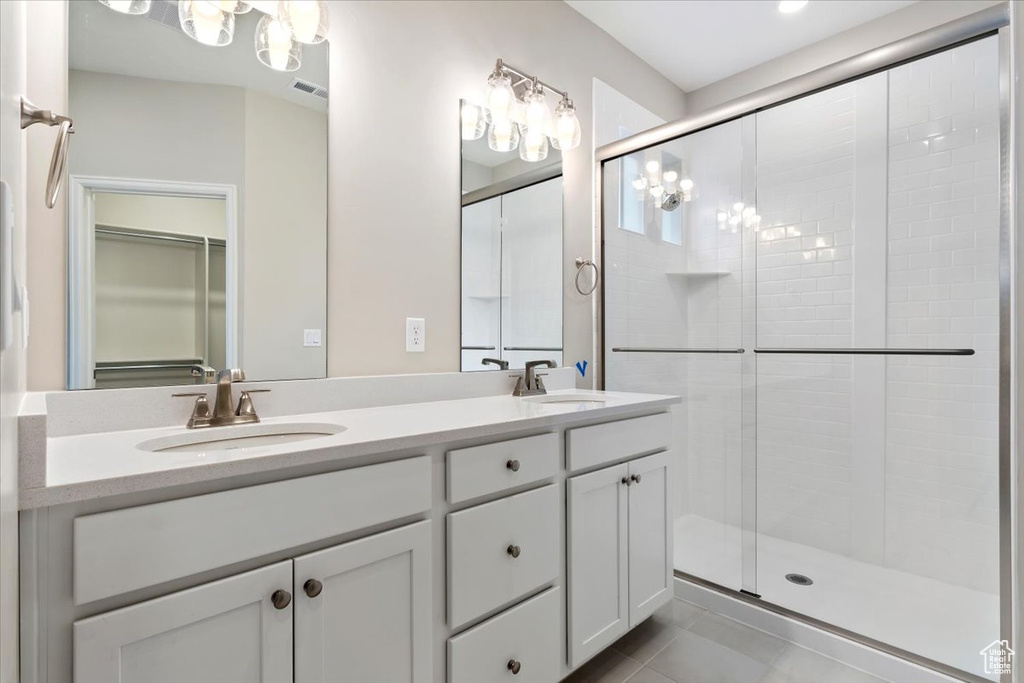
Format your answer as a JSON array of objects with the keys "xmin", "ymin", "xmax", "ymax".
[{"xmin": 20, "ymin": 390, "xmax": 678, "ymax": 509}]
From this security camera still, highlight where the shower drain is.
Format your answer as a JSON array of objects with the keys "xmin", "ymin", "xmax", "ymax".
[{"xmin": 785, "ymin": 573, "xmax": 814, "ymax": 586}]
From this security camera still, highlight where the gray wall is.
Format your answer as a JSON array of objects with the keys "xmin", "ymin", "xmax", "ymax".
[
  {"xmin": 326, "ymin": 0, "xmax": 688, "ymax": 378},
  {"xmin": 686, "ymin": 0, "xmax": 1003, "ymax": 114}
]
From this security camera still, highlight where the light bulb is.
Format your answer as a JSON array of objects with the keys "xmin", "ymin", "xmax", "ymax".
[
  {"xmin": 487, "ymin": 119, "xmax": 520, "ymax": 153},
  {"xmin": 99, "ymin": 0, "xmax": 152, "ymax": 13},
  {"xmin": 179, "ymin": 0, "xmax": 234, "ymax": 46},
  {"xmin": 729, "ymin": 215, "xmax": 741, "ymax": 226},
  {"xmin": 733, "ymin": 202, "xmax": 744, "ymax": 212},
  {"xmin": 281, "ymin": 0, "xmax": 328, "ymax": 44},
  {"xmin": 679, "ymin": 178, "xmax": 694, "ymax": 191},
  {"xmin": 663, "ymin": 171, "xmax": 678, "ymax": 185},
  {"xmin": 632, "ymin": 177, "xmax": 648, "ymax": 191},
  {"xmin": 551, "ymin": 97, "xmax": 581, "ymax": 150},
  {"xmin": 717, "ymin": 211, "xmax": 728, "ymax": 222},
  {"xmin": 650, "ymin": 184, "xmax": 664, "ymax": 198},
  {"xmin": 519, "ymin": 127, "xmax": 549, "ymax": 162},
  {"xmin": 255, "ymin": 14, "xmax": 302, "ymax": 71},
  {"xmin": 778, "ymin": 1, "xmax": 809, "ymax": 13},
  {"xmin": 524, "ymin": 85, "xmax": 551, "ymax": 134},
  {"xmin": 461, "ymin": 103, "xmax": 485, "ymax": 140},
  {"xmin": 645, "ymin": 160, "xmax": 660, "ymax": 175},
  {"xmin": 484, "ymin": 69, "xmax": 515, "ymax": 124}
]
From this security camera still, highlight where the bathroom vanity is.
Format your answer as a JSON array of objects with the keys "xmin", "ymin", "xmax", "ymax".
[{"xmin": 18, "ymin": 377, "xmax": 678, "ymax": 682}]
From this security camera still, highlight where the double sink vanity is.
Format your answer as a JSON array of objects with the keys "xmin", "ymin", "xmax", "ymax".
[{"xmin": 19, "ymin": 368, "xmax": 679, "ymax": 682}]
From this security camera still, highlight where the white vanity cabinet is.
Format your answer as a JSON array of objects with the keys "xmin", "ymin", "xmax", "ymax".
[
  {"xmin": 74, "ymin": 561, "xmax": 294, "ymax": 683},
  {"xmin": 565, "ymin": 415, "xmax": 673, "ymax": 668}
]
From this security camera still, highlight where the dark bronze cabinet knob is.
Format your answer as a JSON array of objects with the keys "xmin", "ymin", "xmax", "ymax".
[
  {"xmin": 506, "ymin": 459, "xmax": 520, "ymax": 472},
  {"xmin": 507, "ymin": 659, "xmax": 521, "ymax": 675},
  {"xmin": 271, "ymin": 589, "xmax": 291, "ymax": 610},
  {"xmin": 507, "ymin": 544, "xmax": 521, "ymax": 558},
  {"xmin": 304, "ymin": 579, "xmax": 323, "ymax": 598},
  {"xmin": 621, "ymin": 477, "xmax": 631, "ymax": 486},
  {"xmin": 631, "ymin": 474, "xmax": 642, "ymax": 484}
]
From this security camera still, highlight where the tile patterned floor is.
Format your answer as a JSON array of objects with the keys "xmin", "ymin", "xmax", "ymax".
[{"xmin": 565, "ymin": 599, "xmax": 890, "ymax": 683}]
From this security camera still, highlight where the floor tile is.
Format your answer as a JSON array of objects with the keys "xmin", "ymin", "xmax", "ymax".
[
  {"xmin": 646, "ymin": 630, "xmax": 768, "ymax": 683},
  {"xmin": 686, "ymin": 612, "xmax": 788, "ymax": 666},
  {"xmin": 760, "ymin": 645, "xmax": 888, "ymax": 683},
  {"xmin": 670, "ymin": 598, "xmax": 707, "ymax": 629},
  {"xmin": 565, "ymin": 647, "xmax": 644, "ymax": 683},
  {"xmin": 625, "ymin": 665, "xmax": 676, "ymax": 683},
  {"xmin": 611, "ymin": 613, "xmax": 683, "ymax": 663}
]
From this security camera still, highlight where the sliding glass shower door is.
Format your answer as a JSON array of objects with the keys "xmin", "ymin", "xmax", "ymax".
[{"xmin": 602, "ymin": 34, "xmax": 1003, "ymax": 682}]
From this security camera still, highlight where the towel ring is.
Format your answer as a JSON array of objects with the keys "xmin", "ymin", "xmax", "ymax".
[
  {"xmin": 20, "ymin": 98, "xmax": 75, "ymax": 209},
  {"xmin": 574, "ymin": 257, "xmax": 599, "ymax": 296}
]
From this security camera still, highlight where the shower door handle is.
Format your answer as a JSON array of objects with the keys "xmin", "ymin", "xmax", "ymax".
[
  {"xmin": 752, "ymin": 348, "xmax": 975, "ymax": 356},
  {"xmin": 611, "ymin": 347, "xmax": 745, "ymax": 354}
]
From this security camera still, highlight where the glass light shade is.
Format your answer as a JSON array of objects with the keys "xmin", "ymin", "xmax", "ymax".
[
  {"xmin": 679, "ymin": 178, "xmax": 694, "ymax": 192},
  {"xmin": 484, "ymin": 70, "xmax": 516, "ymax": 124},
  {"xmin": 631, "ymin": 177, "xmax": 648, "ymax": 191},
  {"xmin": 649, "ymin": 184, "xmax": 664, "ymax": 198},
  {"xmin": 460, "ymin": 103, "xmax": 486, "ymax": 141},
  {"xmin": 98, "ymin": 0, "xmax": 152, "ymax": 14},
  {"xmin": 179, "ymin": 0, "xmax": 234, "ymax": 46},
  {"xmin": 487, "ymin": 119, "xmax": 520, "ymax": 153},
  {"xmin": 215, "ymin": 1, "xmax": 251, "ymax": 12},
  {"xmin": 255, "ymin": 14, "xmax": 302, "ymax": 71},
  {"xmin": 280, "ymin": 0, "xmax": 328, "ymax": 45},
  {"xmin": 645, "ymin": 160, "xmax": 660, "ymax": 175},
  {"xmin": 519, "ymin": 127, "xmax": 548, "ymax": 163},
  {"xmin": 550, "ymin": 98, "xmax": 582, "ymax": 150},
  {"xmin": 717, "ymin": 211, "xmax": 728, "ymax": 222},
  {"xmin": 523, "ymin": 88, "xmax": 551, "ymax": 134}
]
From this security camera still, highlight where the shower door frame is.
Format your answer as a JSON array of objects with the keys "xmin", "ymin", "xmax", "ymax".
[{"xmin": 593, "ymin": 5, "xmax": 1017, "ymax": 683}]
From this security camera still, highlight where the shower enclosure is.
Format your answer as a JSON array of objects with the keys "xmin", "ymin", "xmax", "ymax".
[{"xmin": 598, "ymin": 10, "xmax": 1013, "ymax": 683}]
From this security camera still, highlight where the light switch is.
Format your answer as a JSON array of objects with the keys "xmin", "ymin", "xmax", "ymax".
[
  {"xmin": 303, "ymin": 328, "xmax": 322, "ymax": 347},
  {"xmin": 406, "ymin": 317, "xmax": 425, "ymax": 352}
]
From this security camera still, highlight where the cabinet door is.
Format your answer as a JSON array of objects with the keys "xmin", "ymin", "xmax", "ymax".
[
  {"xmin": 628, "ymin": 451, "xmax": 673, "ymax": 626},
  {"xmin": 293, "ymin": 521, "xmax": 432, "ymax": 683},
  {"xmin": 567, "ymin": 463, "xmax": 629, "ymax": 668},
  {"xmin": 73, "ymin": 561, "xmax": 293, "ymax": 683}
]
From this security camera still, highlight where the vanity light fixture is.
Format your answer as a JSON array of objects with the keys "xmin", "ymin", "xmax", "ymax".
[
  {"xmin": 461, "ymin": 102, "xmax": 486, "ymax": 141},
  {"xmin": 98, "ymin": 0, "xmax": 152, "ymax": 14},
  {"xmin": 475, "ymin": 59, "xmax": 581, "ymax": 159},
  {"xmin": 98, "ymin": 0, "xmax": 328, "ymax": 73}
]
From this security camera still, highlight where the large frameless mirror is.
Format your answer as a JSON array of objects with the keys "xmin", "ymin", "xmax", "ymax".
[
  {"xmin": 460, "ymin": 99, "xmax": 563, "ymax": 372},
  {"xmin": 66, "ymin": 0, "xmax": 328, "ymax": 389}
]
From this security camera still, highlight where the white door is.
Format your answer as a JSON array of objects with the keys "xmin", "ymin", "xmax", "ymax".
[
  {"xmin": 73, "ymin": 561, "xmax": 293, "ymax": 683},
  {"xmin": 567, "ymin": 463, "xmax": 629, "ymax": 667},
  {"xmin": 627, "ymin": 451, "xmax": 673, "ymax": 625},
  {"xmin": 293, "ymin": 520, "xmax": 432, "ymax": 683}
]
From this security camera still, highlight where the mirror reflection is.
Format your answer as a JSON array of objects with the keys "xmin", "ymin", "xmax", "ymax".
[
  {"xmin": 460, "ymin": 100, "xmax": 563, "ymax": 372},
  {"xmin": 66, "ymin": 0, "xmax": 328, "ymax": 389}
]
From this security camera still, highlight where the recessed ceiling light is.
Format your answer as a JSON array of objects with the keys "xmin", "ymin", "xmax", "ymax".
[{"xmin": 778, "ymin": 0, "xmax": 809, "ymax": 13}]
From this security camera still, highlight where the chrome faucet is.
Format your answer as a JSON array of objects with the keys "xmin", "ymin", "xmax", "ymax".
[
  {"xmin": 481, "ymin": 357, "xmax": 509, "ymax": 370},
  {"xmin": 173, "ymin": 368, "xmax": 270, "ymax": 429},
  {"xmin": 511, "ymin": 360, "xmax": 556, "ymax": 396}
]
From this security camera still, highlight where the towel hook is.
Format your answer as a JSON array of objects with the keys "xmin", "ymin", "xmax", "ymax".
[
  {"xmin": 574, "ymin": 257, "xmax": 599, "ymax": 296},
  {"xmin": 20, "ymin": 98, "xmax": 75, "ymax": 209}
]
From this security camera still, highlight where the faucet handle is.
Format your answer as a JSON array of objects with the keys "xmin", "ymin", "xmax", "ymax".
[
  {"xmin": 508, "ymin": 373, "xmax": 526, "ymax": 397},
  {"xmin": 172, "ymin": 392, "xmax": 211, "ymax": 427},
  {"xmin": 236, "ymin": 389, "xmax": 270, "ymax": 418}
]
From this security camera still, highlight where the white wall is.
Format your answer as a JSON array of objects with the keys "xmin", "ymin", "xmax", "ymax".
[
  {"xmin": 94, "ymin": 194, "xmax": 228, "ymax": 239},
  {"xmin": 685, "ymin": 0, "xmax": 1003, "ymax": 115},
  {"xmin": 326, "ymin": 0, "xmax": 687, "ymax": 377},
  {"xmin": 0, "ymin": 1, "xmax": 27, "ymax": 677}
]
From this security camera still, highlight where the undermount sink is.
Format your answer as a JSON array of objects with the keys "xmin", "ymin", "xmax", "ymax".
[
  {"xmin": 522, "ymin": 391, "xmax": 608, "ymax": 407},
  {"xmin": 137, "ymin": 422, "xmax": 346, "ymax": 454}
]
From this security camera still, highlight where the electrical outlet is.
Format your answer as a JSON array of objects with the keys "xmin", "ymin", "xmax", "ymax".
[
  {"xmin": 406, "ymin": 317, "xmax": 425, "ymax": 352},
  {"xmin": 303, "ymin": 329, "xmax": 322, "ymax": 347}
]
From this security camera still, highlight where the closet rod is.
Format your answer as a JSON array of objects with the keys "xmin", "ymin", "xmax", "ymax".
[{"xmin": 95, "ymin": 226, "xmax": 226, "ymax": 247}]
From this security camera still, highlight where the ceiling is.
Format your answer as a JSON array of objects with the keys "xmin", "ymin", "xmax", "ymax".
[
  {"xmin": 565, "ymin": 0, "xmax": 916, "ymax": 92},
  {"xmin": 69, "ymin": 0, "xmax": 329, "ymax": 113}
]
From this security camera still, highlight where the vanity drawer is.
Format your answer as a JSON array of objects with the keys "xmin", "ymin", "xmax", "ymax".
[
  {"xmin": 448, "ymin": 587, "xmax": 561, "ymax": 683},
  {"xmin": 447, "ymin": 432, "xmax": 559, "ymax": 504},
  {"xmin": 74, "ymin": 456, "xmax": 431, "ymax": 605},
  {"xmin": 447, "ymin": 484, "xmax": 559, "ymax": 628},
  {"xmin": 566, "ymin": 412, "xmax": 671, "ymax": 472}
]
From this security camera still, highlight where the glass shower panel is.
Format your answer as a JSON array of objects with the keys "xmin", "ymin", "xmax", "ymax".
[
  {"xmin": 752, "ymin": 36, "xmax": 1002, "ymax": 680},
  {"xmin": 603, "ymin": 119, "xmax": 748, "ymax": 591}
]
